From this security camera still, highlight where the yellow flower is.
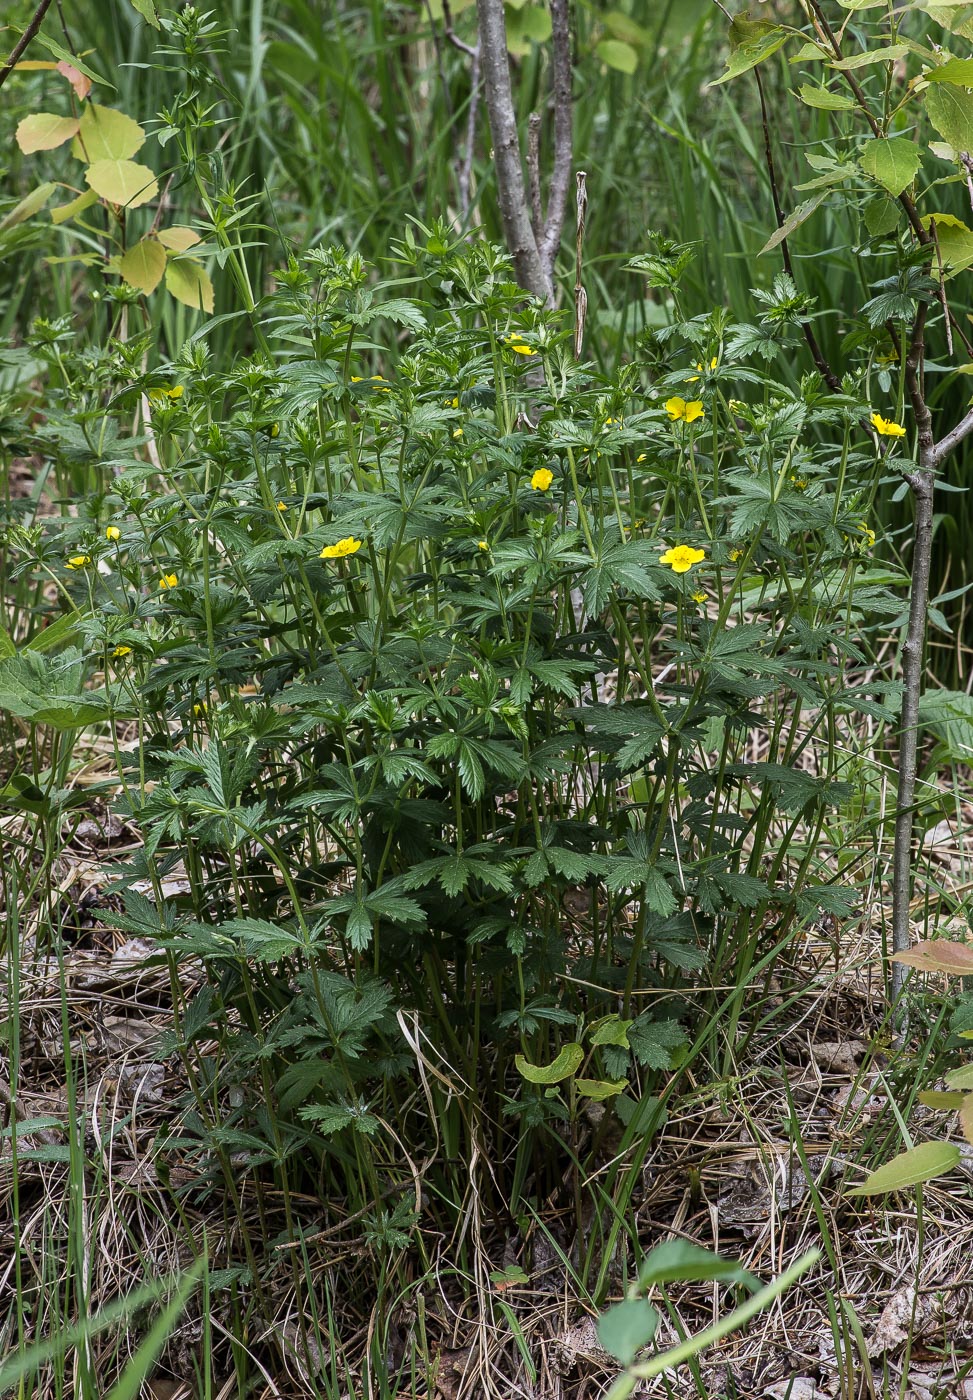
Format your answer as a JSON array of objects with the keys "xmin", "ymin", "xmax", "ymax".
[
  {"xmin": 111, "ymin": 644, "xmax": 131, "ymax": 658},
  {"xmin": 351, "ymin": 375, "xmax": 390, "ymax": 391},
  {"xmin": 447, "ymin": 395, "xmax": 460, "ymax": 408},
  {"xmin": 859, "ymin": 521, "xmax": 876, "ymax": 549},
  {"xmin": 478, "ymin": 540, "xmax": 489, "ymax": 551},
  {"xmin": 269, "ymin": 421, "xmax": 280, "ymax": 437},
  {"xmin": 453, "ymin": 428, "xmax": 464, "ymax": 439},
  {"xmin": 530, "ymin": 467, "xmax": 554, "ymax": 492},
  {"xmin": 729, "ymin": 547, "xmax": 743, "ymax": 562},
  {"xmin": 148, "ymin": 385, "xmax": 183, "ymax": 403},
  {"xmin": 870, "ymin": 412, "xmax": 906, "ymax": 438},
  {"xmin": 688, "ymin": 356, "xmax": 718, "ymax": 383},
  {"xmin": 665, "ymin": 397, "xmax": 704, "ymax": 424},
  {"xmin": 159, "ymin": 572, "xmax": 178, "ymax": 589},
  {"xmin": 276, "ymin": 501, "xmax": 288, "ymax": 512},
  {"xmin": 659, "ymin": 544, "xmax": 706, "ymax": 574},
  {"xmin": 789, "ymin": 475, "xmax": 808, "ymax": 491},
  {"xmin": 636, "ymin": 453, "xmax": 647, "ymax": 462},
  {"xmin": 193, "ymin": 701, "xmax": 207, "ymax": 717},
  {"xmin": 604, "ymin": 416, "xmax": 622, "ymax": 429},
  {"xmin": 105, "ymin": 525, "xmax": 121, "ymax": 542},
  {"xmin": 691, "ymin": 590, "xmax": 707, "ymax": 604},
  {"xmin": 320, "ymin": 536, "xmax": 363, "ymax": 559},
  {"xmin": 66, "ymin": 554, "xmax": 91, "ymax": 570},
  {"xmin": 503, "ymin": 333, "xmax": 536, "ymax": 356}
]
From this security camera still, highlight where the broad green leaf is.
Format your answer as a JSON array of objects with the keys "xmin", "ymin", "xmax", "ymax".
[
  {"xmin": 759, "ymin": 194, "xmax": 826, "ymax": 254},
  {"xmin": 127, "ymin": 0, "xmax": 161, "ymax": 27},
  {"xmin": 597, "ymin": 1299, "xmax": 659, "ymax": 1365},
  {"xmin": 797, "ymin": 84, "xmax": 856, "ymax": 110},
  {"xmin": 515, "ymin": 1042, "xmax": 584, "ymax": 1084},
  {"xmin": 831, "ymin": 43, "xmax": 909, "ymax": 69},
  {"xmin": 926, "ymin": 82, "xmax": 973, "ymax": 154},
  {"xmin": 16, "ymin": 114, "xmax": 80, "ymax": 154},
  {"xmin": 31, "ymin": 35, "xmax": 107, "ymax": 87},
  {"xmin": 945, "ymin": 1064, "xmax": 973, "ymax": 1090},
  {"xmin": 85, "ymin": 159, "xmax": 158, "ymax": 209},
  {"xmin": 638, "ymin": 1241, "xmax": 760, "ymax": 1291},
  {"xmin": 918, "ymin": 1090, "xmax": 966, "ymax": 1109},
  {"xmin": 603, "ymin": 11, "xmax": 650, "ymax": 46},
  {"xmin": 575, "ymin": 1078, "xmax": 628, "ymax": 1100},
  {"xmin": 157, "ymin": 225, "xmax": 201, "ymax": 252},
  {"xmin": 0, "ymin": 182, "xmax": 57, "ymax": 231},
  {"xmin": 710, "ymin": 25, "xmax": 790, "ymax": 86},
  {"xmin": 846, "ymin": 1141, "xmax": 960, "ymax": 1196},
  {"xmin": 0, "ymin": 776, "xmax": 50, "ymax": 815},
  {"xmin": 924, "ymin": 212, "xmax": 973, "ymax": 275},
  {"xmin": 589, "ymin": 1015, "xmax": 632, "ymax": 1048},
  {"xmin": 52, "ymin": 188, "xmax": 99, "ymax": 225},
  {"xmin": 165, "ymin": 258, "xmax": 215, "ymax": 312},
  {"xmin": 924, "ymin": 56, "xmax": 973, "ymax": 84},
  {"xmin": 505, "ymin": 2, "xmax": 551, "ymax": 53},
  {"xmin": 0, "ymin": 625, "xmax": 14, "ymax": 658},
  {"xmin": 595, "ymin": 39, "xmax": 639, "ymax": 74},
  {"xmin": 864, "ymin": 195, "xmax": 900, "ymax": 236},
  {"xmin": 119, "ymin": 238, "xmax": 166, "ymax": 294},
  {"xmin": 859, "ymin": 137, "xmax": 921, "ymax": 196},
  {"xmin": 75, "ymin": 103, "xmax": 145, "ymax": 161}
]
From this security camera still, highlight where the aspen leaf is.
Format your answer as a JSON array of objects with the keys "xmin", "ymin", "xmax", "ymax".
[
  {"xmin": 75, "ymin": 103, "xmax": 145, "ymax": 162},
  {"xmin": 924, "ymin": 56, "xmax": 973, "ymax": 85},
  {"xmin": 85, "ymin": 159, "xmax": 158, "ymax": 209},
  {"xmin": 859, "ymin": 137, "xmax": 921, "ymax": 196},
  {"xmin": 917, "ymin": 1090, "xmax": 966, "ymax": 1109},
  {"xmin": 16, "ymin": 114, "xmax": 80, "ymax": 154},
  {"xmin": 798, "ymin": 84, "xmax": 856, "ymax": 110},
  {"xmin": 846, "ymin": 1141, "xmax": 960, "ymax": 1196},
  {"xmin": 157, "ymin": 226, "xmax": 201, "ymax": 252},
  {"xmin": 164, "ymin": 259, "xmax": 215, "ymax": 312},
  {"xmin": 56, "ymin": 60, "xmax": 92, "ymax": 100},
  {"xmin": 597, "ymin": 1299, "xmax": 659, "ymax": 1365},
  {"xmin": 119, "ymin": 238, "xmax": 166, "ymax": 294},
  {"xmin": 926, "ymin": 83, "xmax": 973, "ymax": 155},
  {"xmin": 51, "ymin": 188, "xmax": 99, "ymax": 224}
]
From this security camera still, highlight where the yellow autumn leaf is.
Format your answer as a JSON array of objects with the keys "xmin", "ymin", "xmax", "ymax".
[
  {"xmin": 119, "ymin": 238, "xmax": 167, "ymax": 294},
  {"xmin": 165, "ymin": 258, "xmax": 214, "ymax": 313},
  {"xmin": 85, "ymin": 159, "xmax": 159, "ymax": 209},
  {"xmin": 74, "ymin": 103, "xmax": 145, "ymax": 161},
  {"xmin": 16, "ymin": 113, "xmax": 80, "ymax": 154},
  {"xmin": 157, "ymin": 226, "xmax": 201, "ymax": 252}
]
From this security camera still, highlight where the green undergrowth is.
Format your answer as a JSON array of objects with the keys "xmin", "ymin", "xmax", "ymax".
[{"xmin": 0, "ymin": 226, "xmax": 919, "ymax": 1386}]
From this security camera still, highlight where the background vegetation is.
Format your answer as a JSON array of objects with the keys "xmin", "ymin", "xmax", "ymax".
[{"xmin": 3, "ymin": 2, "xmax": 973, "ymax": 1397}]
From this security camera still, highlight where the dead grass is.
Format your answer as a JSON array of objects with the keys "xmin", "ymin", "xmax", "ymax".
[{"xmin": 3, "ymin": 800, "xmax": 973, "ymax": 1399}]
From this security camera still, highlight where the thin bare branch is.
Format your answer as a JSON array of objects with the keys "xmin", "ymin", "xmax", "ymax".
[
  {"xmin": 0, "ymin": 0, "xmax": 56, "ymax": 91},
  {"xmin": 527, "ymin": 113, "xmax": 543, "ymax": 246},
  {"xmin": 574, "ymin": 169, "xmax": 587, "ymax": 359},
  {"xmin": 442, "ymin": 0, "xmax": 478, "ymax": 59},
  {"xmin": 539, "ymin": 0, "xmax": 573, "ymax": 279},
  {"xmin": 891, "ymin": 301, "xmax": 934, "ymax": 1003},
  {"xmin": 476, "ymin": 0, "xmax": 549, "ymax": 299}
]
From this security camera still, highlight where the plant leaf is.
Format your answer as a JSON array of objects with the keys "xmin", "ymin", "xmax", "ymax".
[
  {"xmin": 846, "ymin": 1141, "xmax": 960, "ymax": 1196},
  {"xmin": 859, "ymin": 136, "xmax": 921, "ymax": 196},
  {"xmin": 119, "ymin": 238, "xmax": 166, "ymax": 294},
  {"xmin": 514, "ymin": 1042, "xmax": 584, "ymax": 1084},
  {"xmin": 638, "ymin": 1240, "xmax": 760, "ymax": 1291},
  {"xmin": 157, "ymin": 225, "xmax": 201, "ymax": 252},
  {"xmin": 51, "ymin": 188, "xmax": 99, "ymax": 225},
  {"xmin": 16, "ymin": 114, "xmax": 80, "ymax": 153},
  {"xmin": 0, "ymin": 182, "xmax": 57, "ymax": 231},
  {"xmin": 165, "ymin": 258, "xmax": 215, "ymax": 312},
  {"xmin": 596, "ymin": 1299, "xmax": 659, "ymax": 1365},
  {"xmin": 891, "ymin": 939, "xmax": 973, "ymax": 975},
  {"xmin": 595, "ymin": 39, "xmax": 639, "ymax": 74},
  {"xmin": 85, "ymin": 159, "xmax": 158, "ymax": 208},
  {"xmin": 75, "ymin": 103, "xmax": 145, "ymax": 161},
  {"xmin": 926, "ymin": 82, "xmax": 973, "ymax": 155}
]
